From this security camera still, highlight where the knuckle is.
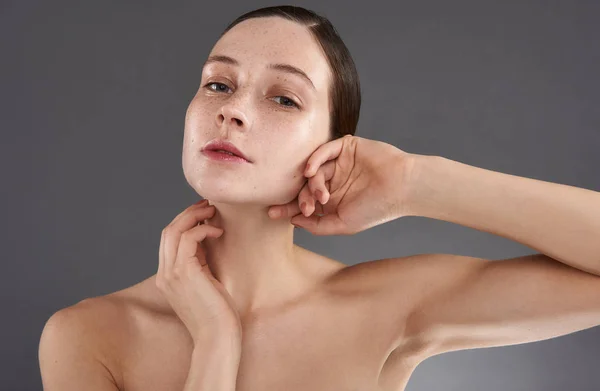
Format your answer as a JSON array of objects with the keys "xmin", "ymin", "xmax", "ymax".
[
  {"xmin": 183, "ymin": 226, "xmax": 202, "ymax": 239},
  {"xmin": 155, "ymin": 276, "xmax": 167, "ymax": 290},
  {"xmin": 171, "ymin": 266, "xmax": 184, "ymax": 280}
]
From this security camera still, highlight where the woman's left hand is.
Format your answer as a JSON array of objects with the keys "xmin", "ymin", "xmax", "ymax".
[{"xmin": 268, "ymin": 135, "xmax": 416, "ymax": 235}]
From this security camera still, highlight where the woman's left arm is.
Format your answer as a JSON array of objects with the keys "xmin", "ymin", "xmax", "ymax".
[{"xmin": 402, "ymin": 154, "xmax": 600, "ymax": 276}]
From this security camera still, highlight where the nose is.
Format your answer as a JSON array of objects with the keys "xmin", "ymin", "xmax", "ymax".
[{"xmin": 216, "ymin": 103, "xmax": 250, "ymax": 130}]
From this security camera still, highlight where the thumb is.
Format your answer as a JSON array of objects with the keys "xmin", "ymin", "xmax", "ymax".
[
  {"xmin": 290, "ymin": 214, "xmax": 314, "ymax": 229},
  {"xmin": 268, "ymin": 200, "xmax": 302, "ymax": 219}
]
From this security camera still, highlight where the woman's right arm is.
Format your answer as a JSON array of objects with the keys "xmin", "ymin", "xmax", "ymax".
[
  {"xmin": 160, "ymin": 199, "xmax": 244, "ymax": 390},
  {"xmin": 183, "ymin": 335, "xmax": 242, "ymax": 391}
]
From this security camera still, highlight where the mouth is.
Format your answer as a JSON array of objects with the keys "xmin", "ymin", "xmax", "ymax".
[
  {"xmin": 202, "ymin": 149, "xmax": 251, "ymax": 163},
  {"xmin": 202, "ymin": 139, "xmax": 252, "ymax": 163},
  {"xmin": 212, "ymin": 149, "xmax": 241, "ymax": 157}
]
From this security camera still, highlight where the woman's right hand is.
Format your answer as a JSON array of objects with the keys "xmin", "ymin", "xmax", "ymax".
[{"xmin": 156, "ymin": 199, "xmax": 242, "ymax": 347}]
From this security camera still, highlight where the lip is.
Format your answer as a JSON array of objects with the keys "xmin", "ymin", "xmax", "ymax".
[
  {"xmin": 202, "ymin": 149, "xmax": 251, "ymax": 163},
  {"xmin": 201, "ymin": 139, "xmax": 252, "ymax": 163}
]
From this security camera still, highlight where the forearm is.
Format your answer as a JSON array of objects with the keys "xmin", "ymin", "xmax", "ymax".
[
  {"xmin": 183, "ymin": 337, "xmax": 241, "ymax": 391},
  {"xmin": 402, "ymin": 154, "xmax": 600, "ymax": 275}
]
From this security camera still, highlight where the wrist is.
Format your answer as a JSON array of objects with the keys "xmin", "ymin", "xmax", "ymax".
[
  {"xmin": 194, "ymin": 333, "xmax": 242, "ymax": 359},
  {"xmin": 194, "ymin": 327, "xmax": 242, "ymax": 350},
  {"xmin": 399, "ymin": 153, "xmax": 442, "ymax": 217}
]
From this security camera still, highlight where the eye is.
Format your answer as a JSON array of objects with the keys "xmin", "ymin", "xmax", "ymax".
[
  {"xmin": 204, "ymin": 82, "xmax": 300, "ymax": 109},
  {"xmin": 273, "ymin": 96, "xmax": 300, "ymax": 109},
  {"xmin": 205, "ymin": 82, "xmax": 232, "ymax": 93}
]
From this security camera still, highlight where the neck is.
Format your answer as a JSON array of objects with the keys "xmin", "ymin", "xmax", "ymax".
[{"xmin": 201, "ymin": 200, "xmax": 316, "ymax": 318}]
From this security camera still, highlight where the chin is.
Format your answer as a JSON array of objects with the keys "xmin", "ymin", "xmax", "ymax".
[
  {"xmin": 193, "ymin": 185, "xmax": 298, "ymax": 209},
  {"xmin": 184, "ymin": 166, "xmax": 304, "ymax": 206}
]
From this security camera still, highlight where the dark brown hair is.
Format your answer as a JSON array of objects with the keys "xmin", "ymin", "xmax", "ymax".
[{"xmin": 219, "ymin": 5, "xmax": 361, "ymax": 141}]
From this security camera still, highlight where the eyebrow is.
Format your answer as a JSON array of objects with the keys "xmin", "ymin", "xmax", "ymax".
[{"xmin": 203, "ymin": 54, "xmax": 316, "ymax": 91}]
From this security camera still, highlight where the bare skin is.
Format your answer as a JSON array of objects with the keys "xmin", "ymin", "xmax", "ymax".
[
  {"xmin": 71, "ymin": 247, "xmax": 430, "ymax": 391},
  {"xmin": 40, "ymin": 9, "xmax": 600, "ymax": 391}
]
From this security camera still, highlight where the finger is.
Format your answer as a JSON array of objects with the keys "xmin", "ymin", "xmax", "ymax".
[
  {"xmin": 169, "ymin": 199, "xmax": 211, "ymax": 230},
  {"xmin": 298, "ymin": 198, "xmax": 325, "ymax": 218},
  {"xmin": 175, "ymin": 223, "xmax": 223, "ymax": 272},
  {"xmin": 163, "ymin": 205, "xmax": 218, "ymax": 276},
  {"xmin": 290, "ymin": 212, "xmax": 348, "ymax": 236},
  {"xmin": 268, "ymin": 199, "xmax": 301, "ymax": 219},
  {"xmin": 156, "ymin": 199, "xmax": 208, "ymax": 281},
  {"xmin": 304, "ymin": 134, "xmax": 353, "ymax": 178},
  {"xmin": 170, "ymin": 199, "xmax": 209, "ymax": 223},
  {"xmin": 157, "ymin": 228, "xmax": 166, "ymax": 283},
  {"xmin": 307, "ymin": 160, "xmax": 335, "ymax": 204},
  {"xmin": 298, "ymin": 182, "xmax": 317, "ymax": 217},
  {"xmin": 267, "ymin": 180, "xmax": 314, "ymax": 219},
  {"xmin": 305, "ymin": 195, "xmax": 327, "ymax": 217},
  {"xmin": 312, "ymin": 200, "xmax": 325, "ymax": 216},
  {"xmin": 165, "ymin": 200, "xmax": 212, "ymax": 233}
]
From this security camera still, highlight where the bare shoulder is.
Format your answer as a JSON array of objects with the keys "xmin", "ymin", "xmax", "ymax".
[
  {"xmin": 338, "ymin": 254, "xmax": 450, "ymax": 352},
  {"xmin": 39, "ymin": 296, "xmax": 126, "ymax": 389},
  {"xmin": 316, "ymin": 254, "xmax": 447, "ymax": 388},
  {"xmin": 333, "ymin": 253, "xmax": 431, "ymax": 297},
  {"xmin": 40, "ymin": 277, "xmax": 159, "ymax": 389}
]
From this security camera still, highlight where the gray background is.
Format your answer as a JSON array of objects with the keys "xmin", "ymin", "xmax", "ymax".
[{"xmin": 2, "ymin": 0, "xmax": 599, "ymax": 390}]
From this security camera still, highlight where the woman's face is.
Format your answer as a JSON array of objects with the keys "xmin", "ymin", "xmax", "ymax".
[{"xmin": 182, "ymin": 16, "xmax": 332, "ymax": 207}]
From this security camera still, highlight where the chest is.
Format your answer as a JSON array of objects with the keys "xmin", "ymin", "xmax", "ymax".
[
  {"xmin": 235, "ymin": 307, "xmax": 381, "ymax": 391},
  {"xmin": 120, "ymin": 296, "xmax": 404, "ymax": 391}
]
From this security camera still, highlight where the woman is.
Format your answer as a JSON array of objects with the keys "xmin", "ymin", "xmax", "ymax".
[{"xmin": 39, "ymin": 5, "xmax": 600, "ymax": 391}]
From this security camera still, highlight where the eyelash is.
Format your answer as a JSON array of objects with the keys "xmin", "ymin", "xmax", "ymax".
[{"xmin": 204, "ymin": 82, "xmax": 300, "ymax": 109}]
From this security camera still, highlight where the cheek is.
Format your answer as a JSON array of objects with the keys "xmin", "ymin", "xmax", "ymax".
[
  {"xmin": 263, "ymin": 141, "xmax": 313, "ymax": 202},
  {"xmin": 264, "ymin": 113, "xmax": 322, "ymax": 173},
  {"xmin": 186, "ymin": 97, "xmax": 213, "ymax": 125},
  {"xmin": 265, "ymin": 111, "xmax": 316, "ymax": 147},
  {"xmin": 264, "ymin": 132, "xmax": 311, "ymax": 170},
  {"xmin": 184, "ymin": 100, "xmax": 215, "ymax": 142},
  {"xmin": 265, "ymin": 164, "xmax": 308, "ymax": 204}
]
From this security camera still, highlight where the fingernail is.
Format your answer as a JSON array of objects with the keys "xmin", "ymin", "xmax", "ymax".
[
  {"xmin": 300, "ymin": 202, "xmax": 307, "ymax": 216},
  {"xmin": 269, "ymin": 208, "xmax": 280, "ymax": 218},
  {"xmin": 305, "ymin": 163, "xmax": 311, "ymax": 175}
]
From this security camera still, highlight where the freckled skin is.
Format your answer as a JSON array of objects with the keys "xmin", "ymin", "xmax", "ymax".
[
  {"xmin": 182, "ymin": 16, "xmax": 331, "ymax": 206},
  {"xmin": 69, "ymin": 16, "xmax": 422, "ymax": 391}
]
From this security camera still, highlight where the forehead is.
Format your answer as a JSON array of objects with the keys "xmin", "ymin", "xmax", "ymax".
[{"xmin": 208, "ymin": 16, "xmax": 330, "ymax": 91}]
